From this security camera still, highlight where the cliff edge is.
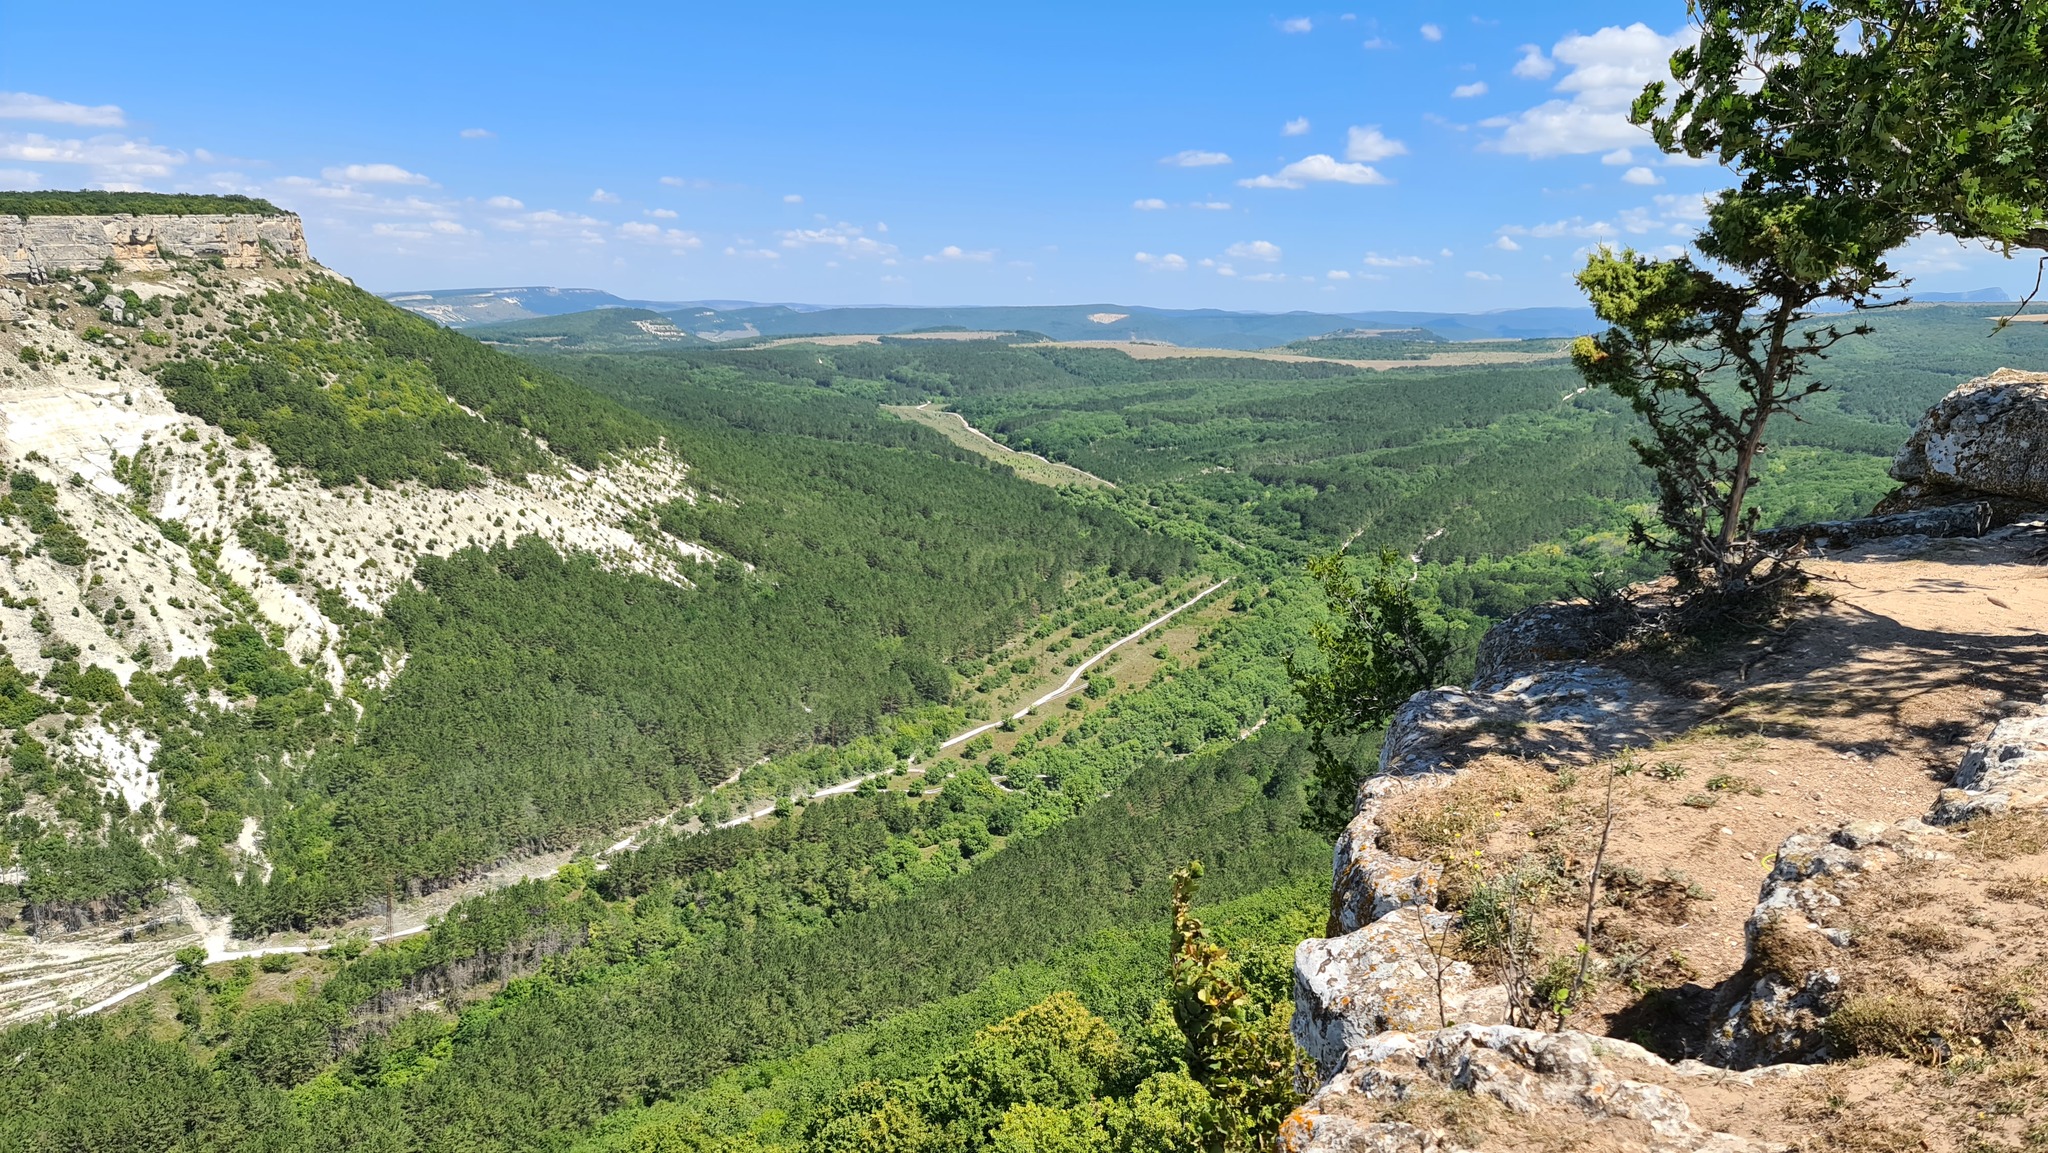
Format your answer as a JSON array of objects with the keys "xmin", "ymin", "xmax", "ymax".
[{"xmin": 1285, "ymin": 372, "xmax": 2048, "ymax": 1151}]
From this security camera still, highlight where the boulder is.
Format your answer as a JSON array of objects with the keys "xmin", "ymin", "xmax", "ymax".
[
  {"xmin": 1933, "ymin": 699, "xmax": 2048, "ymax": 823},
  {"xmin": 1293, "ymin": 909, "xmax": 1506, "ymax": 1077},
  {"xmin": 1279, "ymin": 1024, "xmax": 1791, "ymax": 1152},
  {"xmin": 1891, "ymin": 369, "xmax": 2048, "ymax": 506}
]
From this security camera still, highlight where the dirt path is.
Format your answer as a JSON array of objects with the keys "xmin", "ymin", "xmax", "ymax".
[
  {"xmin": 883, "ymin": 403, "xmax": 1112, "ymax": 488},
  {"xmin": 46, "ymin": 577, "xmax": 1231, "ymax": 1018}
]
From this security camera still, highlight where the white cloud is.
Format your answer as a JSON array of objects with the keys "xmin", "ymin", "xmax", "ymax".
[
  {"xmin": 1243, "ymin": 272, "xmax": 1290, "ymax": 282},
  {"xmin": 1654, "ymin": 191, "xmax": 1711, "ymax": 222},
  {"xmin": 1452, "ymin": 82, "xmax": 1489, "ymax": 99},
  {"xmin": 1225, "ymin": 240, "xmax": 1283, "ymax": 262},
  {"xmin": 779, "ymin": 222, "xmax": 899, "ymax": 259},
  {"xmin": 1621, "ymin": 165, "xmax": 1663, "ymax": 186},
  {"xmin": 323, "ymin": 162, "xmax": 432, "ymax": 186},
  {"xmin": 1239, "ymin": 154, "xmax": 1389, "ymax": 189},
  {"xmin": 1283, "ymin": 117, "xmax": 1311, "ymax": 136},
  {"xmin": 1490, "ymin": 201, "xmax": 1695, "ymax": 242},
  {"xmin": 1484, "ymin": 23, "xmax": 1696, "ymax": 157},
  {"xmin": 1512, "ymin": 47, "xmax": 1555, "ymax": 80},
  {"xmin": 487, "ymin": 209, "xmax": 607, "ymax": 244},
  {"xmin": 590, "ymin": 188, "xmax": 621, "ymax": 203},
  {"xmin": 1133, "ymin": 197, "xmax": 1169, "ymax": 211},
  {"xmin": 1420, "ymin": 23, "xmax": 1443, "ymax": 41},
  {"xmin": 1493, "ymin": 235, "xmax": 1521, "ymax": 251},
  {"xmin": 1362, "ymin": 36, "xmax": 1392, "ymax": 49},
  {"xmin": 0, "ymin": 92, "xmax": 124, "ymax": 128},
  {"xmin": 0, "ymin": 131, "xmax": 186, "ymax": 182},
  {"xmin": 783, "ymin": 193, "xmax": 803, "ymax": 203},
  {"xmin": 725, "ymin": 246, "xmax": 781, "ymax": 260},
  {"xmin": 660, "ymin": 175, "xmax": 718, "ymax": 189},
  {"xmin": 1344, "ymin": 125, "xmax": 1408, "ymax": 162},
  {"xmin": 1135, "ymin": 251, "xmax": 1188, "ymax": 271},
  {"xmin": 1600, "ymin": 148, "xmax": 1634, "ymax": 165},
  {"xmin": 646, "ymin": 207, "xmax": 678, "ymax": 218},
  {"xmin": 1194, "ymin": 200, "xmax": 1232, "ymax": 210},
  {"xmin": 925, "ymin": 244, "xmax": 995, "ymax": 262},
  {"xmin": 485, "ymin": 195, "xmax": 524, "ymax": 209},
  {"xmin": 430, "ymin": 219, "xmax": 470, "ymax": 235},
  {"xmin": 0, "ymin": 167, "xmax": 40, "ymax": 186},
  {"xmin": 1466, "ymin": 270, "xmax": 1503, "ymax": 281},
  {"xmin": 1326, "ymin": 269, "xmax": 1353, "ymax": 280},
  {"xmin": 459, "ymin": 127, "xmax": 495, "ymax": 139},
  {"xmin": 1161, "ymin": 149, "xmax": 1232, "ymax": 167},
  {"xmin": 1363, "ymin": 252, "xmax": 1430, "ymax": 268},
  {"xmin": 619, "ymin": 221, "xmax": 703, "ymax": 249},
  {"xmin": 1280, "ymin": 16, "xmax": 1313, "ymax": 33}
]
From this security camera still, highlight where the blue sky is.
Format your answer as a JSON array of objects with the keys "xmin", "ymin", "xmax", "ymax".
[{"xmin": 0, "ymin": 1, "xmax": 2020, "ymax": 310}]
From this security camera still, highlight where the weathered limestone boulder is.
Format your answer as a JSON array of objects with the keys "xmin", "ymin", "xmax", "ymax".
[
  {"xmin": 1294, "ymin": 908, "xmax": 1506, "ymax": 1077},
  {"xmin": 0, "ymin": 214, "xmax": 308, "ymax": 279},
  {"xmin": 1934, "ymin": 700, "xmax": 2048, "ymax": 822},
  {"xmin": 1280, "ymin": 1025, "xmax": 1791, "ymax": 1152},
  {"xmin": 1891, "ymin": 369, "xmax": 2048, "ymax": 506},
  {"xmin": 1377, "ymin": 666, "xmax": 1673, "ymax": 780},
  {"xmin": 1473, "ymin": 598, "xmax": 1639, "ymax": 687},
  {"xmin": 1704, "ymin": 831, "xmax": 1870, "ymax": 1067}
]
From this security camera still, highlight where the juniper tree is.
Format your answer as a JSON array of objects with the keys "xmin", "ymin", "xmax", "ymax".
[{"xmin": 1571, "ymin": 189, "xmax": 1910, "ymax": 591}]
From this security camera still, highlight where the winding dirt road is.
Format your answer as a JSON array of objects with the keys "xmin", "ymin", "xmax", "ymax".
[{"xmin": 66, "ymin": 577, "xmax": 1230, "ymax": 1019}]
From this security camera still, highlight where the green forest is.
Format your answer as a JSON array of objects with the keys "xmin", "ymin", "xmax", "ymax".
[
  {"xmin": 5, "ymin": 266, "xmax": 2046, "ymax": 1150},
  {"xmin": 0, "ymin": 191, "xmax": 288, "ymax": 218}
]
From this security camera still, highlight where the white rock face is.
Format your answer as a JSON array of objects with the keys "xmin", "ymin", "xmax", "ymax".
[
  {"xmin": 1891, "ymin": 368, "xmax": 2048, "ymax": 504},
  {"xmin": 1936, "ymin": 700, "xmax": 2048, "ymax": 821},
  {"xmin": 0, "ymin": 262, "xmax": 714, "ymax": 804},
  {"xmin": 1294, "ymin": 907, "xmax": 1506, "ymax": 1077},
  {"xmin": 1282, "ymin": 1024, "xmax": 1790, "ymax": 1152},
  {"xmin": 0, "ymin": 214, "xmax": 309, "ymax": 278}
]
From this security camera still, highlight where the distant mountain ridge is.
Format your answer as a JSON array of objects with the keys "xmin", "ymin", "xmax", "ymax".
[{"xmin": 389, "ymin": 288, "xmax": 1610, "ymax": 349}]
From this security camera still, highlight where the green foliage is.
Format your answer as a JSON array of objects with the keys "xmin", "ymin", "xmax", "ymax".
[
  {"xmin": 0, "ymin": 469, "xmax": 92, "ymax": 565},
  {"xmin": 1570, "ymin": 191, "xmax": 1911, "ymax": 589},
  {"xmin": 1287, "ymin": 550, "xmax": 1459, "ymax": 834},
  {"xmin": 1, "ymin": 730, "xmax": 1326, "ymax": 1152},
  {"xmin": 0, "ymin": 191, "xmax": 287, "ymax": 218},
  {"xmin": 1648, "ymin": 2, "xmax": 2048, "ymax": 255},
  {"xmin": 155, "ymin": 279, "xmax": 659, "ymax": 487},
  {"xmin": 1168, "ymin": 862, "xmax": 1306, "ymax": 1150}
]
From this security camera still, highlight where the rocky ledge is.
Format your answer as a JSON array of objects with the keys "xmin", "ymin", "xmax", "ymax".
[{"xmin": 0, "ymin": 213, "xmax": 309, "ymax": 278}]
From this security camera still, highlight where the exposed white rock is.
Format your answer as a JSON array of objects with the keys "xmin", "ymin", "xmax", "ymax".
[
  {"xmin": 1282, "ymin": 1025, "xmax": 1791, "ymax": 1152},
  {"xmin": 1891, "ymin": 368, "xmax": 2048, "ymax": 505},
  {"xmin": 1295, "ymin": 908, "xmax": 1507, "ymax": 1077},
  {"xmin": 0, "ymin": 213, "xmax": 309, "ymax": 279}
]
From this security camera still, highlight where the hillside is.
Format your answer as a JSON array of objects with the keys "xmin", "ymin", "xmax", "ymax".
[
  {"xmin": 0, "ymin": 207, "xmax": 1200, "ymax": 1017},
  {"xmin": 10, "ymin": 211, "xmax": 2048, "ymax": 1153},
  {"xmin": 390, "ymin": 293, "xmax": 1603, "ymax": 348}
]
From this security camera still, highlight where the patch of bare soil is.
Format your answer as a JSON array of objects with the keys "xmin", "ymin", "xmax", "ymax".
[{"xmin": 1367, "ymin": 531, "xmax": 2048, "ymax": 1149}]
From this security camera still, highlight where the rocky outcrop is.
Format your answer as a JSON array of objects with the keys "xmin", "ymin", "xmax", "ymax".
[
  {"xmin": 1707, "ymin": 697, "xmax": 2048, "ymax": 1067},
  {"xmin": 1933, "ymin": 702, "xmax": 2048, "ymax": 822},
  {"xmin": 1294, "ymin": 908, "xmax": 1508, "ymax": 1077},
  {"xmin": 1280, "ymin": 1025, "xmax": 1793, "ymax": 1152},
  {"xmin": 0, "ymin": 214, "xmax": 308, "ymax": 278},
  {"xmin": 1324, "ymin": 661, "xmax": 1685, "ymax": 936},
  {"xmin": 1890, "ymin": 369, "xmax": 2048, "ymax": 508}
]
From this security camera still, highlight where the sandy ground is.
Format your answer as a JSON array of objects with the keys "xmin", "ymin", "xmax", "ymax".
[{"xmin": 1367, "ymin": 526, "xmax": 2048, "ymax": 1150}]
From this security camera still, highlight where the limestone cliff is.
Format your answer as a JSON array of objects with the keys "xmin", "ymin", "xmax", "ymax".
[{"xmin": 0, "ymin": 213, "xmax": 309, "ymax": 280}]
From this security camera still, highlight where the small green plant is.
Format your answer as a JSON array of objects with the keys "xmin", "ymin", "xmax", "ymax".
[
  {"xmin": 1706, "ymin": 773, "xmax": 1763, "ymax": 796},
  {"xmin": 1650, "ymin": 761, "xmax": 1688, "ymax": 781},
  {"xmin": 1681, "ymin": 793, "xmax": 1718, "ymax": 809}
]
